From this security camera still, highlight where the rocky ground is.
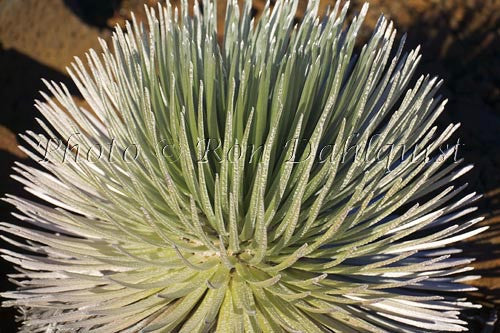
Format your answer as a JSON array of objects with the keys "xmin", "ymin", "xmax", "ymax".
[{"xmin": 0, "ymin": 0, "xmax": 498, "ymax": 331}]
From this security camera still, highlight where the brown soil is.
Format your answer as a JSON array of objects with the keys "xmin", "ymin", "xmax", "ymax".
[{"xmin": 0, "ymin": 0, "xmax": 498, "ymax": 331}]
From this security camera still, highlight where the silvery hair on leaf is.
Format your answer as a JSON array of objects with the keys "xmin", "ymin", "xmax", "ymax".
[{"xmin": 1, "ymin": 0, "xmax": 486, "ymax": 332}]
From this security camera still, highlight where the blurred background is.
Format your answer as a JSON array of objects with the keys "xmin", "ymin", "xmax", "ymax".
[{"xmin": 0, "ymin": 0, "xmax": 498, "ymax": 331}]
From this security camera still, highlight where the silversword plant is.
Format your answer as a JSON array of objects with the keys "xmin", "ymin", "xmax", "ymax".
[{"xmin": 1, "ymin": 0, "xmax": 486, "ymax": 332}]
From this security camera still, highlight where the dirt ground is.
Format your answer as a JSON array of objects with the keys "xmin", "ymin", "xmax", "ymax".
[{"xmin": 0, "ymin": 0, "xmax": 498, "ymax": 331}]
